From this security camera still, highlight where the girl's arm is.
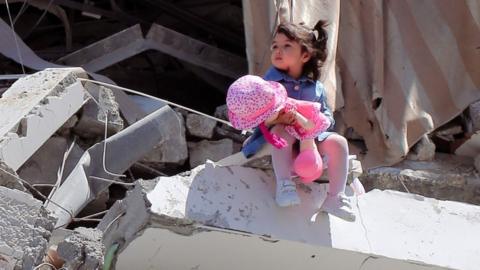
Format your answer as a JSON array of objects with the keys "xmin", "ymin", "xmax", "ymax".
[{"xmin": 316, "ymin": 82, "xmax": 335, "ymax": 130}]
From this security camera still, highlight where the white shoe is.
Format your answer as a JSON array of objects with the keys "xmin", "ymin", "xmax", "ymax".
[
  {"xmin": 275, "ymin": 179, "xmax": 301, "ymax": 207},
  {"xmin": 320, "ymin": 193, "xmax": 356, "ymax": 222}
]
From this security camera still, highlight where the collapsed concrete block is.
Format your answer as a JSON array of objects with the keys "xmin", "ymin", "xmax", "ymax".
[
  {"xmin": 18, "ymin": 136, "xmax": 84, "ymax": 189},
  {"xmin": 406, "ymin": 134, "xmax": 435, "ymax": 161},
  {"xmin": 362, "ymin": 153, "xmax": 480, "ymax": 205},
  {"xmin": 0, "ymin": 68, "xmax": 87, "ymax": 170},
  {"xmin": 100, "ymin": 163, "xmax": 480, "ymax": 270},
  {"xmin": 0, "ymin": 186, "xmax": 56, "ymax": 269},
  {"xmin": 57, "ymin": 227, "xmax": 104, "ymax": 270},
  {"xmin": 74, "ymin": 82, "xmax": 123, "ymax": 138},
  {"xmin": 186, "ymin": 113, "xmax": 217, "ymax": 139},
  {"xmin": 0, "ymin": 161, "xmax": 26, "ymax": 191},
  {"xmin": 188, "ymin": 139, "xmax": 233, "ymax": 168}
]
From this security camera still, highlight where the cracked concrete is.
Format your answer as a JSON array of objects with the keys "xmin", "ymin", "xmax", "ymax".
[
  {"xmin": 0, "ymin": 68, "xmax": 87, "ymax": 171},
  {"xmin": 0, "ymin": 186, "xmax": 56, "ymax": 269},
  {"xmin": 98, "ymin": 162, "xmax": 480, "ymax": 269}
]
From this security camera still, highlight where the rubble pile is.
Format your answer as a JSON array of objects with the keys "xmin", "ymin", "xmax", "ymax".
[{"xmin": 0, "ymin": 67, "xmax": 477, "ymax": 268}]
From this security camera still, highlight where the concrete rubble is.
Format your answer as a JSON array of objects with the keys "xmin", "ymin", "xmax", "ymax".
[
  {"xmin": 99, "ymin": 162, "xmax": 480, "ymax": 270},
  {"xmin": 0, "ymin": 2, "xmax": 478, "ymax": 265},
  {"xmin": 0, "ymin": 186, "xmax": 56, "ymax": 269},
  {"xmin": 0, "ymin": 68, "xmax": 87, "ymax": 171}
]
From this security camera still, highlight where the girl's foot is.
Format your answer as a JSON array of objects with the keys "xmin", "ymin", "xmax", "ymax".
[
  {"xmin": 275, "ymin": 179, "xmax": 301, "ymax": 207},
  {"xmin": 320, "ymin": 193, "xmax": 356, "ymax": 222}
]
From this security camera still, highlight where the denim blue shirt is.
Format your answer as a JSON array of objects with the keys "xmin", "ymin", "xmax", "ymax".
[{"xmin": 241, "ymin": 67, "xmax": 335, "ymax": 158}]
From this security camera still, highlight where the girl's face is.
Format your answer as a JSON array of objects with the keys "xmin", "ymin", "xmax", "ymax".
[{"xmin": 271, "ymin": 33, "xmax": 311, "ymax": 77}]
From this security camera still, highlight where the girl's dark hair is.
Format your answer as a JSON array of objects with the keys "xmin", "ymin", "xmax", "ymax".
[{"xmin": 275, "ymin": 21, "xmax": 328, "ymax": 81}]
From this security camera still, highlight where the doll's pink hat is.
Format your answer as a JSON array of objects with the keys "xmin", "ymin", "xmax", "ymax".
[{"xmin": 227, "ymin": 75, "xmax": 287, "ymax": 130}]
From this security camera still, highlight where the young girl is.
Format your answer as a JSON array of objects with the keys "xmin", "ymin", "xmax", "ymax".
[{"xmin": 242, "ymin": 21, "xmax": 355, "ymax": 222}]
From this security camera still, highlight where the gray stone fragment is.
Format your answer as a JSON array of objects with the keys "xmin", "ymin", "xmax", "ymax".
[
  {"xmin": 57, "ymin": 227, "xmax": 104, "ymax": 270},
  {"xmin": 188, "ymin": 139, "xmax": 234, "ymax": 168},
  {"xmin": 406, "ymin": 134, "xmax": 435, "ymax": 161},
  {"xmin": 214, "ymin": 104, "xmax": 228, "ymax": 120},
  {"xmin": 74, "ymin": 82, "xmax": 124, "ymax": 138},
  {"xmin": 0, "ymin": 161, "xmax": 26, "ymax": 192},
  {"xmin": 0, "ymin": 186, "xmax": 57, "ymax": 269},
  {"xmin": 186, "ymin": 113, "xmax": 217, "ymax": 139}
]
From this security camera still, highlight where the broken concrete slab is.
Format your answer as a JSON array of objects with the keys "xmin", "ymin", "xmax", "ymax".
[
  {"xmin": 47, "ymin": 106, "xmax": 183, "ymax": 228},
  {"xmin": 188, "ymin": 139, "xmax": 233, "ymax": 168},
  {"xmin": 186, "ymin": 113, "xmax": 217, "ymax": 139},
  {"xmin": 74, "ymin": 82, "xmax": 124, "ymax": 138},
  {"xmin": 0, "ymin": 186, "xmax": 56, "ymax": 269},
  {"xmin": 0, "ymin": 68, "xmax": 87, "ymax": 171},
  {"xmin": 362, "ymin": 153, "xmax": 480, "ymax": 205},
  {"xmin": 100, "ymin": 163, "xmax": 480, "ymax": 270},
  {"xmin": 57, "ymin": 227, "xmax": 104, "ymax": 270}
]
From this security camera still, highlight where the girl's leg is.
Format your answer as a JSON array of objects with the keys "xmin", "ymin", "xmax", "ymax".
[
  {"xmin": 271, "ymin": 125, "xmax": 300, "ymax": 207},
  {"xmin": 316, "ymin": 134, "xmax": 349, "ymax": 195},
  {"xmin": 316, "ymin": 134, "xmax": 355, "ymax": 221}
]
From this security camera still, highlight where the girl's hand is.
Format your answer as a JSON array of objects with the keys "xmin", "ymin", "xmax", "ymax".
[{"xmin": 274, "ymin": 110, "xmax": 296, "ymax": 125}]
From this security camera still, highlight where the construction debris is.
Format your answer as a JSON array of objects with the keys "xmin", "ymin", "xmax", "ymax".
[
  {"xmin": 0, "ymin": 68, "xmax": 87, "ymax": 171},
  {"xmin": 57, "ymin": 227, "xmax": 104, "ymax": 270},
  {"xmin": 0, "ymin": 186, "xmax": 56, "ymax": 269},
  {"xmin": 100, "ymin": 163, "xmax": 480, "ymax": 270},
  {"xmin": 362, "ymin": 153, "xmax": 480, "ymax": 205}
]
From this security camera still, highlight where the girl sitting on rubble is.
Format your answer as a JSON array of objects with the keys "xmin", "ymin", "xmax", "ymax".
[{"xmin": 227, "ymin": 21, "xmax": 355, "ymax": 222}]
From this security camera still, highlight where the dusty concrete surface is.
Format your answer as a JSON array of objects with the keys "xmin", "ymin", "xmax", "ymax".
[
  {"xmin": 0, "ymin": 186, "xmax": 56, "ymax": 269},
  {"xmin": 99, "ymin": 162, "xmax": 480, "ymax": 270}
]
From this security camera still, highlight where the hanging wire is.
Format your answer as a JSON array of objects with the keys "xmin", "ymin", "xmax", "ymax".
[
  {"xmin": 12, "ymin": 0, "xmax": 29, "ymax": 25},
  {"xmin": 4, "ymin": 0, "xmax": 26, "ymax": 74},
  {"xmin": 78, "ymin": 78, "xmax": 233, "ymax": 127},
  {"xmin": 22, "ymin": 0, "xmax": 55, "ymax": 39}
]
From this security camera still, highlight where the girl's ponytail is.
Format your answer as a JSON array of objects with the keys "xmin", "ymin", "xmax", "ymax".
[{"xmin": 313, "ymin": 20, "xmax": 328, "ymax": 64}]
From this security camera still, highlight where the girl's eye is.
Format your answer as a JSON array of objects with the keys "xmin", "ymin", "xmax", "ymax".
[{"xmin": 271, "ymin": 45, "xmax": 278, "ymax": 50}]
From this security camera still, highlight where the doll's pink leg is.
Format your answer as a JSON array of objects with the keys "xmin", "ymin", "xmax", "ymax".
[{"xmin": 293, "ymin": 147, "xmax": 323, "ymax": 183}]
